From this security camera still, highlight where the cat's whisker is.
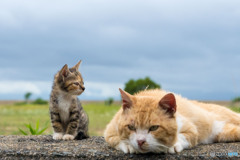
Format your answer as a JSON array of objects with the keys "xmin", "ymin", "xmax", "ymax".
[
  {"xmin": 157, "ymin": 144, "xmax": 170, "ymax": 149},
  {"xmin": 144, "ymin": 85, "xmax": 149, "ymax": 90}
]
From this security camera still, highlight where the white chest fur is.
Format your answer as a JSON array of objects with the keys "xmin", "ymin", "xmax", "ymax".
[
  {"xmin": 58, "ymin": 97, "xmax": 71, "ymax": 123},
  {"xmin": 201, "ymin": 120, "xmax": 225, "ymax": 144}
]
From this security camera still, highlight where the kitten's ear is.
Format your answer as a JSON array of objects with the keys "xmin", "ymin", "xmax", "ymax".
[
  {"xmin": 60, "ymin": 64, "xmax": 70, "ymax": 78},
  {"xmin": 72, "ymin": 60, "xmax": 82, "ymax": 70},
  {"xmin": 159, "ymin": 93, "xmax": 176, "ymax": 117},
  {"xmin": 119, "ymin": 88, "xmax": 133, "ymax": 110}
]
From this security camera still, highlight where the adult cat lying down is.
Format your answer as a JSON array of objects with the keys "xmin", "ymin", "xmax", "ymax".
[{"xmin": 104, "ymin": 89, "xmax": 240, "ymax": 154}]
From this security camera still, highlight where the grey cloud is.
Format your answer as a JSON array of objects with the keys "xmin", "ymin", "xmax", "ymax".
[{"xmin": 0, "ymin": 0, "xmax": 240, "ymax": 100}]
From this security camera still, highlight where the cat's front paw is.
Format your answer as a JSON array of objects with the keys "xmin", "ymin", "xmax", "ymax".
[
  {"xmin": 53, "ymin": 133, "xmax": 63, "ymax": 140},
  {"xmin": 63, "ymin": 134, "xmax": 75, "ymax": 140},
  {"xmin": 168, "ymin": 142, "xmax": 183, "ymax": 154},
  {"xmin": 117, "ymin": 141, "xmax": 136, "ymax": 154},
  {"xmin": 168, "ymin": 133, "xmax": 189, "ymax": 154}
]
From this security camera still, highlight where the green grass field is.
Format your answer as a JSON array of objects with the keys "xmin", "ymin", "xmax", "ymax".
[
  {"xmin": 0, "ymin": 102, "xmax": 120, "ymax": 136},
  {"xmin": 1, "ymin": 102, "xmax": 239, "ymax": 136}
]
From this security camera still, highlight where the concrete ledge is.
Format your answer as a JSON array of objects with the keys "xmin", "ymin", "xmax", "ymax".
[{"xmin": 0, "ymin": 135, "xmax": 240, "ymax": 159}]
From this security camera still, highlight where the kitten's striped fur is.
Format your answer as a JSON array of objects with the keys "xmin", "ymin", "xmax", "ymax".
[{"xmin": 49, "ymin": 61, "xmax": 89, "ymax": 140}]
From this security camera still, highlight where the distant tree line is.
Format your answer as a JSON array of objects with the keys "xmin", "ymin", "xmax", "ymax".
[
  {"xmin": 16, "ymin": 92, "xmax": 48, "ymax": 105},
  {"xmin": 233, "ymin": 97, "xmax": 240, "ymax": 103}
]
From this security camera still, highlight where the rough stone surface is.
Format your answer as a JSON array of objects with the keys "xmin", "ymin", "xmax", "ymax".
[{"xmin": 0, "ymin": 135, "xmax": 240, "ymax": 159}]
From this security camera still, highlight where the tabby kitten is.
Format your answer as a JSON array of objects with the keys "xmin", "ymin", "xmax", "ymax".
[
  {"xmin": 104, "ymin": 89, "xmax": 240, "ymax": 153},
  {"xmin": 49, "ymin": 61, "xmax": 89, "ymax": 140}
]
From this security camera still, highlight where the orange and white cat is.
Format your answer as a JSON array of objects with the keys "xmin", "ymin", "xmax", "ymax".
[{"xmin": 104, "ymin": 89, "xmax": 240, "ymax": 154}]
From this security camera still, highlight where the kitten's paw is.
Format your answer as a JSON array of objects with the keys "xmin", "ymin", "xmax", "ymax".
[
  {"xmin": 168, "ymin": 142, "xmax": 183, "ymax": 154},
  {"xmin": 117, "ymin": 141, "xmax": 136, "ymax": 154},
  {"xmin": 53, "ymin": 133, "xmax": 63, "ymax": 140},
  {"xmin": 63, "ymin": 134, "xmax": 75, "ymax": 140}
]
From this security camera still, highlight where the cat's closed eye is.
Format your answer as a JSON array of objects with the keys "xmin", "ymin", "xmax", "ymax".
[
  {"xmin": 149, "ymin": 125, "xmax": 159, "ymax": 132},
  {"xmin": 74, "ymin": 82, "xmax": 80, "ymax": 86},
  {"xmin": 127, "ymin": 125, "xmax": 136, "ymax": 131}
]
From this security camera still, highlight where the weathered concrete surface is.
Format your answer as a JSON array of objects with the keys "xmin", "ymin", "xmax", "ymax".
[{"xmin": 0, "ymin": 135, "xmax": 240, "ymax": 160}]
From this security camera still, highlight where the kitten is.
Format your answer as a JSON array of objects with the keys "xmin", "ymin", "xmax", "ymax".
[
  {"xmin": 104, "ymin": 88, "xmax": 240, "ymax": 154},
  {"xmin": 49, "ymin": 61, "xmax": 89, "ymax": 140}
]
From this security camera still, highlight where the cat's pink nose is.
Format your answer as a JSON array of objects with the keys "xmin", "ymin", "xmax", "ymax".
[{"xmin": 137, "ymin": 139, "xmax": 146, "ymax": 147}]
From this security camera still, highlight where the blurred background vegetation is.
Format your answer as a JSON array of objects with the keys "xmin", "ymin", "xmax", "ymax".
[
  {"xmin": 0, "ymin": 77, "xmax": 239, "ymax": 136},
  {"xmin": 124, "ymin": 77, "xmax": 161, "ymax": 95},
  {"xmin": 0, "ymin": 102, "xmax": 120, "ymax": 136}
]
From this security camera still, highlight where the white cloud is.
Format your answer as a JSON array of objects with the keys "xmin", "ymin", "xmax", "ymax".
[
  {"xmin": 84, "ymin": 81, "xmax": 123, "ymax": 99},
  {"xmin": 0, "ymin": 80, "xmax": 124, "ymax": 100},
  {"xmin": 0, "ymin": 81, "xmax": 51, "ymax": 95}
]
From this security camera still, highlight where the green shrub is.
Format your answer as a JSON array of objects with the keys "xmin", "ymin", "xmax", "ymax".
[
  {"xmin": 232, "ymin": 97, "xmax": 240, "ymax": 103},
  {"xmin": 105, "ymin": 97, "xmax": 114, "ymax": 106},
  {"xmin": 124, "ymin": 77, "xmax": 161, "ymax": 95},
  {"xmin": 32, "ymin": 98, "xmax": 48, "ymax": 105},
  {"xmin": 15, "ymin": 102, "xmax": 27, "ymax": 106}
]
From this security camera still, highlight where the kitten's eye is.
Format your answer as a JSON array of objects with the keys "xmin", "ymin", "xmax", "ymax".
[
  {"xmin": 128, "ymin": 125, "xmax": 136, "ymax": 131},
  {"xmin": 149, "ymin": 125, "xmax": 159, "ymax": 132},
  {"xmin": 74, "ymin": 82, "xmax": 80, "ymax": 85}
]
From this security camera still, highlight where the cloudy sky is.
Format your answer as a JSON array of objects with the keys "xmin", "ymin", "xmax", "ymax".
[{"xmin": 0, "ymin": 0, "xmax": 240, "ymax": 101}]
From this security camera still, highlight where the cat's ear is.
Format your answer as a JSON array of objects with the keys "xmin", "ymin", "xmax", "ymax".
[
  {"xmin": 72, "ymin": 60, "xmax": 82, "ymax": 70},
  {"xmin": 60, "ymin": 64, "xmax": 70, "ymax": 78},
  {"xmin": 159, "ymin": 93, "xmax": 176, "ymax": 117},
  {"xmin": 119, "ymin": 88, "xmax": 133, "ymax": 110}
]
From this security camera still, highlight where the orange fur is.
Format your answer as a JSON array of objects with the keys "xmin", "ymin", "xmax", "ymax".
[{"xmin": 104, "ymin": 89, "xmax": 240, "ymax": 154}]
